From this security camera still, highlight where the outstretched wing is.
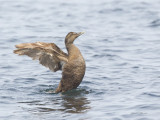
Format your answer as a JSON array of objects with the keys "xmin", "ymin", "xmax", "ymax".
[{"xmin": 14, "ymin": 42, "xmax": 68, "ymax": 72}]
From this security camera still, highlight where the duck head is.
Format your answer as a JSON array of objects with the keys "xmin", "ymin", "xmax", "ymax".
[{"xmin": 65, "ymin": 32, "xmax": 84, "ymax": 45}]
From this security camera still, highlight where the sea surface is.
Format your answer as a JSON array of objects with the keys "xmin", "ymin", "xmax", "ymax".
[{"xmin": 0, "ymin": 0, "xmax": 160, "ymax": 120}]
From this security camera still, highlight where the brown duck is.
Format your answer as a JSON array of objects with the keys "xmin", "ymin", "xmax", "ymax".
[{"xmin": 14, "ymin": 32, "xmax": 86, "ymax": 93}]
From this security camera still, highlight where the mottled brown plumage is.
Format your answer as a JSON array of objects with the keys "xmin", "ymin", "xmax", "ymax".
[{"xmin": 14, "ymin": 32, "xmax": 86, "ymax": 93}]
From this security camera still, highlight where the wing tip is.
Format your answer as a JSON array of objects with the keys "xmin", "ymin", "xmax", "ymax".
[
  {"xmin": 15, "ymin": 44, "xmax": 19, "ymax": 48},
  {"xmin": 15, "ymin": 44, "xmax": 24, "ymax": 48},
  {"xmin": 13, "ymin": 49, "xmax": 18, "ymax": 54},
  {"xmin": 13, "ymin": 49, "xmax": 21, "ymax": 55}
]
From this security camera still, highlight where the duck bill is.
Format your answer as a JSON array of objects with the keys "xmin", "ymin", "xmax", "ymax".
[{"xmin": 78, "ymin": 32, "xmax": 85, "ymax": 36}]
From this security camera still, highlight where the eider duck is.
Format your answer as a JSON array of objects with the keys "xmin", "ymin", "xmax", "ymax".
[{"xmin": 14, "ymin": 32, "xmax": 86, "ymax": 93}]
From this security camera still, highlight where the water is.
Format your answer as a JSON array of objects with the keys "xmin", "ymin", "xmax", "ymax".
[{"xmin": 0, "ymin": 0, "xmax": 160, "ymax": 120}]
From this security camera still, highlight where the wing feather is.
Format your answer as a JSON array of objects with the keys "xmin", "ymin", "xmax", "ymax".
[{"xmin": 14, "ymin": 42, "xmax": 68, "ymax": 72}]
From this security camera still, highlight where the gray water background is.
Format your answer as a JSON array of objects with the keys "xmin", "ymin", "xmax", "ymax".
[{"xmin": 0, "ymin": 0, "xmax": 160, "ymax": 120}]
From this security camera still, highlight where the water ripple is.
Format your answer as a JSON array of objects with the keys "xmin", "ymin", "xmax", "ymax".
[{"xmin": 0, "ymin": 0, "xmax": 160, "ymax": 120}]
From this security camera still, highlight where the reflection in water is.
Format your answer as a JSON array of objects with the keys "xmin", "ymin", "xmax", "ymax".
[
  {"xmin": 19, "ymin": 89, "xmax": 90, "ymax": 114},
  {"xmin": 61, "ymin": 89, "xmax": 90, "ymax": 113}
]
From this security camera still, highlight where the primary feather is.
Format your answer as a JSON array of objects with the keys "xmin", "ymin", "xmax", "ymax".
[{"xmin": 14, "ymin": 42, "xmax": 68, "ymax": 72}]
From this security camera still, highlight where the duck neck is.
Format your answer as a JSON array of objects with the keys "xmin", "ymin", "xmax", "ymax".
[
  {"xmin": 66, "ymin": 43, "xmax": 80, "ymax": 57},
  {"xmin": 66, "ymin": 43, "xmax": 74, "ymax": 54}
]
